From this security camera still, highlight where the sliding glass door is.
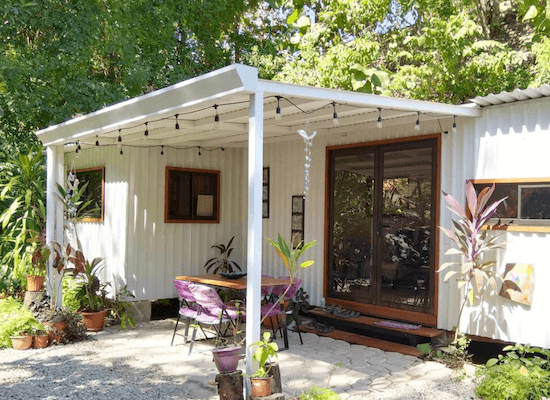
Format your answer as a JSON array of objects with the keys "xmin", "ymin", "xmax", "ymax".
[{"xmin": 327, "ymin": 138, "xmax": 437, "ymax": 316}]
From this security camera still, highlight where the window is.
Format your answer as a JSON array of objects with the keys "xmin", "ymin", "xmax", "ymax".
[
  {"xmin": 73, "ymin": 167, "xmax": 105, "ymax": 222},
  {"xmin": 470, "ymin": 178, "xmax": 550, "ymax": 232},
  {"xmin": 165, "ymin": 167, "xmax": 220, "ymax": 223}
]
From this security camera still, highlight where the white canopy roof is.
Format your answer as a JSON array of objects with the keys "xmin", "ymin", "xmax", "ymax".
[{"xmin": 36, "ymin": 64, "xmax": 481, "ymax": 150}]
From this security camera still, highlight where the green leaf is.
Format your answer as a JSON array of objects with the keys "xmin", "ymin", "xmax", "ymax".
[
  {"xmin": 300, "ymin": 260, "xmax": 314, "ymax": 268},
  {"xmin": 287, "ymin": 9, "xmax": 299, "ymax": 25},
  {"xmin": 523, "ymin": 5, "xmax": 538, "ymax": 21}
]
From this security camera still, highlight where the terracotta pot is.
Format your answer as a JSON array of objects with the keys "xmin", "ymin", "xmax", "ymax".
[
  {"xmin": 262, "ymin": 315, "xmax": 280, "ymax": 329},
  {"xmin": 33, "ymin": 335, "xmax": 49, "ymax": 349},
  {"xmin": 212, "ymin": 346, "xmax": 242, "ymax": 374},
  {"xmin": 250, "ymin": 376, "xmax": 273, "ymax": 397},
  {"xmin": 11, "ymin": 335, "xmax": 33, "ymax": 350},
  {"xmin": 81, "ymin": 309, "xmax": 108, "ymax": 332},
  {"xmin": 43, "ymin": 321, "xmax": 67, "ymax": 342},
  {"xmin": 27, "ymin": 275, "xmax": 45, "ymax": 292}
]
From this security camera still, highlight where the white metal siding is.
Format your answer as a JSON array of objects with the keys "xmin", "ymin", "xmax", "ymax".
[
  {"xmin": 67, "ymin": 147, "xmax": 130, "ymax": 295},
  {"xmin": 263, "ymin": 119, "xmax": 445, "ymax": 306},
  {"xmin": 440, "ymin": 98, "xmax": 550, "ymax": 347}
]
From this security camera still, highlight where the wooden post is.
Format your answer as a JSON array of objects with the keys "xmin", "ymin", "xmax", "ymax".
[
  {"xmin": 216, "ymin": 370, "xmax": 244, "ymax": 400},
  {"xmin": 267, "ymin": 363, "xmax": 282, "ymax": 394}
]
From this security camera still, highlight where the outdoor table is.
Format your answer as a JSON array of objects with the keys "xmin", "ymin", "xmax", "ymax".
[{"xmin": 175, "ymin": 274, "xmax": 291, "ymax": 348}]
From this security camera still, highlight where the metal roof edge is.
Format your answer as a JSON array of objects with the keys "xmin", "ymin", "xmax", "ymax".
[
  {"xmin": 37, "ymin": 64, "xmax": 258, "ymax": 146},
  {"xmin": 259, "ymin": 80, "xmax": 481, "ymax": 118}
]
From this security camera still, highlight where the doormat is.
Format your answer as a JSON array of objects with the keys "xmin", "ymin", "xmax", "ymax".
[{"xmin": 375, "ymin": 320, "xmax": 422, "ymax": 330}]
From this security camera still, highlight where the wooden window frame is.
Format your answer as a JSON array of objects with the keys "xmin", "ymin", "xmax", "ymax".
[
  {"xmin": 73, "ymin": 166, "xmax": 105, "ymax": 223},
  {"xmin": 164, "ymin": 167, "xmax": 220, "ymax": 224},
  {"xmin": 469, "ymin": 177, "xmax": 550, "ymax": 233}
]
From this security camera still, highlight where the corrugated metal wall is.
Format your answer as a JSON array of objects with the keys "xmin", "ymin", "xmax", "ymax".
[
  {"xmin": 69, "ymin": 145, "xmax": 247, "ymax": 301},
  {"xmin": 67, "ymin": 147, "xmax": 130, "ymax": 294},
  {"xmin": 263, "ymin": 119, "xmax": 445, "ymax": 307},
  {"xmin": 440, "ymin": 97, "xmax": 550, "ymax": 347}
]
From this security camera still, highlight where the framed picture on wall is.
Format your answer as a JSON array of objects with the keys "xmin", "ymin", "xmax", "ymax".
[
  {"xmin": 263, "ymin": 167, "xmax": 269, "ymax": 218},
  {"xmin": 291, "ymin": 195, "xmax": 305, "ymax": 249}
]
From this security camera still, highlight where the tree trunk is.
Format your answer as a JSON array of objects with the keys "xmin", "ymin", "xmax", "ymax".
[{"xmin": 216, "ymin": 370, "xmax": 244, "ymax": 400}]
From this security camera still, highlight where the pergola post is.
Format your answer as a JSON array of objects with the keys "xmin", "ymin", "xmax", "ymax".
[
  {"xmin": 245, "ymin": 91, "xmax": 264, "ymax": 377},
  {"xmin": 45, "ymin": 144, "xmax": 65, "ymax": 307}
]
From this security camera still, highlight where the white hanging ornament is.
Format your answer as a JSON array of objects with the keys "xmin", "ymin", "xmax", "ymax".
[{"xmin": 297, "ymin": 122, "xmax": 316, "ymax": 198}]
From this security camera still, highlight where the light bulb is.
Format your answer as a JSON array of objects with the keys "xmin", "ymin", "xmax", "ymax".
[
  {"xmin": 452, "ymin": 116, "xmax": 457, "ymax": 134},
  {"xmin": 415, "ymin": 113, "xmax": 420, "ymax": 131},
  {"xmin": 377, "ymin": 108, "xmax": 383, "ymax": 128}
]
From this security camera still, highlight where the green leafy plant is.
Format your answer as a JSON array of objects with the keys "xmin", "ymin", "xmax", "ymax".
[
  {"xmin": 0, "ymin": 150, "xmax": 46, "ymax": 290},
  {"xmin": 204, "ymin": 236, "xmax": 242, "ymax": 274},
  {"xmin": 487, "ymin": 343, "xmax": 550, "ymax": 370},
  {"xmin": 476, "ymin": 363, "xmax": 550, "ymax": 400},
  {"xmin": 438, "ymin": 182, "xmax": 507, "ymax": 342},
  {"xmin": 299, "ymin": 386, "xmax": 342, "ymax": 400},
  {"xmin": 0, "ymin": 297, "xmax": 44, "ymax": 347},
  {"xmin": 417, "ymin": 332, "xmax": 472, "ymax": 368},
  {"xmin": 247, "ymin": 331, "xmax": 279, "ymax": 378},
  {"xmin": 262, "ymin": 233, "xmax": 316, "ymax": 325}
]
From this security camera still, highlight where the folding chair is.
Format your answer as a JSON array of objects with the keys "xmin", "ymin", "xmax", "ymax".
[
  {"xmin": 171, "ymin": 280, "xmax": 201, "ymax": 346},
  {"xmin": 272, "ymin": 277, "xmax": 304, "ymax": 345},
  {"xmin": 188, "ymin": 284, "xmax": 242, "ymax": 355}
]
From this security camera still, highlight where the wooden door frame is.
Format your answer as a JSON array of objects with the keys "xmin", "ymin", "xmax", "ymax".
[{"xmin": 323, "ymin": 134, "xmax": 440, "ymax": 327}]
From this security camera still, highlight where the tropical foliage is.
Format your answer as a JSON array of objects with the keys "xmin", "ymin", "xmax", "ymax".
[
  {"xmin": 438, "ymin": 182, "xmax": 507, "ymax": 340},
  {"xmin": 0, "ymin": 149, "xmax": 46, "ymax": 291}
]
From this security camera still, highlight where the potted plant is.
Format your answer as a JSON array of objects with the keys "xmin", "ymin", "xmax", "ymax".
[
  {"xmin": 25, "ymin": 237, "xmax": 50, "ymax": 292},
  {"xmin": 204, "ymin": 236, "xmax": 242, "ymax": 274},
  {"xmin": 76, "ymin": 257, "xmax": 110, "ymax": 332},
  {"xmin": 0, "ymin": 297, "xmax": 44, "ymax": 349},
  {"xmin": 212, "ymin": 300, "xmax": 245, "ymax": 374},
  {"xmin": 32, "ymin": 327, "xmax": 49, "ymax": 349},
  {"xmin": 246, "ymin": 331, "xmax": 279, "ymax": 397}
]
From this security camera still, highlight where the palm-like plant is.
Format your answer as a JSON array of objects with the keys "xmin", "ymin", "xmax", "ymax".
[
  {"xmin": 204, "ymin": 236, "xmax": 242, "ymax": 274},
  {"xmin": 439, "ymin": 181, "xmax": 508, "ymax": 341},
  {"xmin": 0, "ymin": 150, "xmax": 46, "ymax": 285}
]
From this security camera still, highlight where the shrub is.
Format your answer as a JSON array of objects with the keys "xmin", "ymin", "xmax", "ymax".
[
  {"xmin": 476, "ymin": 363, "xmax": 550, "ymax": 400},
  {"xmin": 299, "ymin": 386, "xmax": 342, "ymax": 400},
  {"xmin": 0, "ymin": 298, "xmax": 43, "ymax": 347}
]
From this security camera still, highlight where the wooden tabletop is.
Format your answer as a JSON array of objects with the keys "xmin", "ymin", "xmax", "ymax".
[{"xmin": 175, "ymin": 274, "xmax": 289, "ymax": 290}]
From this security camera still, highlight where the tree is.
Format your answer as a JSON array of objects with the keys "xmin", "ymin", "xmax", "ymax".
[
  {"xmin": 273, "ymin": 0, "xmax": 549, "ymax": 104},
  {"xmin": 0, "ymin": 0, "xmax": 285, "ymax": 158}
]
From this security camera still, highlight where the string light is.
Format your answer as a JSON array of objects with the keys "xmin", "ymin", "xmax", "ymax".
[
  {"xmin": 160, "ymin": 145, "xmax": 164, "ymax": 155},
  {"xmin": 415, "ymin": 112, "xmax": 420, "ymax": 131},
  {"xmin": 332, "ymin": 102, "xmax": 339, "ymax": 125},
  {"xmin": 119, "ymin": 146, "xmax": 123, "ymax": 155},
  {"xmin": 214, "ymin": 105, "xmax": 220, "ymax": 128},
  {"xmin": 175, "ymin": 114, "xmax": 180, "ymax": 130},
  {"xmin": 118, "ymin": 129, "xmax": 122, "ymax": 142},
  {"xmin": 198, "ymin": 146, "xmax": 201, "ymax": 156},
  {"xmin": 95, "ymin": 136, "xmax": 99, "ymax": 147},
  {"xmin": 144, "ymin": 122, "xmax": 149, "ymax": 137},
  {"xmin": 377, "ymin": 108, "xmax": 383, "ymax": 128},
  {"xmin": 275, "ymin": 96, "xmax": 282, "ymax": 120},
  {"xmin": 452, "ymin": 116, "xmax": 457, "ymax": 134},
  {"xmin": 75, "ymin": 141, "xmax": 81, "ymax": 154}
]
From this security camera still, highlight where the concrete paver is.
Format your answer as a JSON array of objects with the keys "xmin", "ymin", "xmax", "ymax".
[{"xmin": 84, "ymin": 319, "xmax": 470, "ymax": 399}]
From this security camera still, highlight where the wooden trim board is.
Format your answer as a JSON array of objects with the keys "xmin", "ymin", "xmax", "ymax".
[{"xmin": 309, "ymin": 308, "xmax": 442, "ymax": 338}]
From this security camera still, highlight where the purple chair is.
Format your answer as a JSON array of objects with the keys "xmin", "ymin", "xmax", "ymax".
[
  {"xmin": 188, "ymin": 284, "xmax": 242, "ymax": 355},
  {"xmin": 171, "ymin": 280, "xmax": 200, "ymax": 346},
  {"xmin": 271, "ymin": 277, "xmax": 304, "ymax": 345}
]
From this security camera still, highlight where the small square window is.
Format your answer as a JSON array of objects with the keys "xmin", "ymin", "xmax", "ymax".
[{"xmin": 165, "ymin": 167, "xmax": 220, "ymax": 223}]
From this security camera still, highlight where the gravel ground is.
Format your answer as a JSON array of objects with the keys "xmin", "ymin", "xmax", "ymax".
[{"xmin": 0, "ymin": 320, "xmax": 480, "ymax": 400}]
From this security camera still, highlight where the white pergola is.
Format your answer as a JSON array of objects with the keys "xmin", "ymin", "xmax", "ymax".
[{"xmin": 36, "ymin": 64, "xmax": 481, "ymax": 373}]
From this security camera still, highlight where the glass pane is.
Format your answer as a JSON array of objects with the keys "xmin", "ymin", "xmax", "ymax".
[
  {"xmin": 520, "ymin": 185, "xmax": 550, "ymax": 219},
  {"xmin": 329, "ymin": 151, "xmax": 375, "ymax": 304},
  {"xmin": 379, "ymin": 147, "xmax": 433, "ymax": 313}
]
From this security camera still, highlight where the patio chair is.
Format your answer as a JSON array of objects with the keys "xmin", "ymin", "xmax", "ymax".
[
  {"xmin": 188, "ymin": 283, "xmax": 242, "ymax": 355},
  {"xmin": 171, "ymin": 280, "xmax": 201, "ymax": 346},
  {"xmin": 272, "ymin": 277, "xmax": 304, "ymax": 345}
]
